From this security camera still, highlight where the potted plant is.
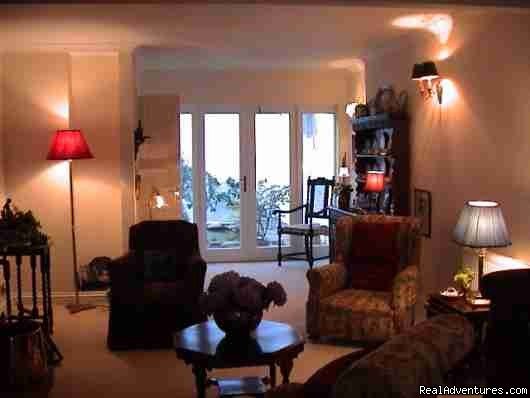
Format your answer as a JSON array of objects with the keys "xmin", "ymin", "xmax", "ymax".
[
  {"xmin": 200, "ymin": 271, "xmax": 287, "ymax": 337},
  {"xmin": 453, "ymin": 265, "xmax": 474, "ymax": 297}
]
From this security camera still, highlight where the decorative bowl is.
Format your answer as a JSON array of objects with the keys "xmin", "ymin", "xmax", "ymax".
[{"xmin": 213, "ymin": 309, "xmax": 263, "ymax": 337}]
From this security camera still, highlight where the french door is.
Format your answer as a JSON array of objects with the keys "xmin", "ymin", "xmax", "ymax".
[{"xmin": 180, "ymin": 105, "xmax": 336, "ymax": 262}]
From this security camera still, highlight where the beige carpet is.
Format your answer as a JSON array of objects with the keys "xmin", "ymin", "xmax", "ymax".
[{"xmin": 47, "ymin": 261, "xmax": 356, "ymax": 398}]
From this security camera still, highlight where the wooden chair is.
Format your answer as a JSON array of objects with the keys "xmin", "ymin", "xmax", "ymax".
[{"xmin": 274, "ymin": 177, "xmax": 335, "ymax": 269}]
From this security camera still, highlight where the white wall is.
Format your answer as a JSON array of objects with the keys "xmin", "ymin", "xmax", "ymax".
[
  {"xmin": 139, "ymin": 67, "xmax": 363, "ymax": 174},
  {"xmin": 365, "ymin": 11, "xmax": 530, "ymax": 295},
  {"xmin": 2, "ymin": 51, "xmax": 136, "ymax": 293}
]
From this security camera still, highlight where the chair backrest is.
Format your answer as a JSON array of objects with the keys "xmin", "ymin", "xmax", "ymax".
[
  {"xmin": 129, "ymin": 220, "xmax": 199, "ymax": 256},
  {"xmin": 481, "ymin": 268, "xmax": 530, "ymax": 320},
  {"xmin": 481, "ymin": 268, "xmax": 530, "ymax": 388},
  {"xmin": 305, "ymin": 177, "xmax": 335, "ymax": 222},
  {"xmin": 334, "ymin": 214, "xmax": 421, "ymax": 270},
  {"xmin": 128, "ymin": 220, "xmax": 201, "ymax": 282}
]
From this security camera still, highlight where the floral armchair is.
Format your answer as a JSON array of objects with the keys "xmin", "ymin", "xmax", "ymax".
[{"xmin": 306, "ymin": 215, "xmax": 422, "ymax": 342}]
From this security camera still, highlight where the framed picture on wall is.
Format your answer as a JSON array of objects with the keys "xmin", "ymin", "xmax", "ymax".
[{"xmin": 414, "ymin": 189, "xmax": 432, "ymax": 238}]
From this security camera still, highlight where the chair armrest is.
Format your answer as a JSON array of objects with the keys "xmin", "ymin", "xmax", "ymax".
[
  {"xmin": 274, "ymin": 204, "xmax": 306, "ymax": 215},
  {"xmin": 307, "ymin": 263, "xmax": 348, "ymax": 300},
  {"xmin": 183, "ymin": 253, "xmax": 207, "ymax": 300},
  {"xmin": 391, "ymin": 265, "xmax": 419, "ymax": 312}
]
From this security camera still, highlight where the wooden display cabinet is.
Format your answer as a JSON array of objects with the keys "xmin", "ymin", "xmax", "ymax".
[{"xmin": 352, "ymin": 113, "xmax": 410, "ymax": 215}]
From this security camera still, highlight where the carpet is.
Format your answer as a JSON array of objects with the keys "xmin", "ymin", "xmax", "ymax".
[{"xmin": 47, "ymin": 261, "xmax": 355, "ymax": 398}]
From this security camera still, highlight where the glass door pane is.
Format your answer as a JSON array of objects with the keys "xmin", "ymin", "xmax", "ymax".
[
  {"xmin": 255, "ymin": 113, "xmax": 291, "ymax": 248},
  {"xmin": 302, "ymin": 112, "xmax": 336, "ymax": 245},
  {"xmin": 204, "ymin": 114, "xmax": 241, "ymax": 249},
  {"xmin": 180, "ymin": 113, "xmax": 193, "ymax": 221}
]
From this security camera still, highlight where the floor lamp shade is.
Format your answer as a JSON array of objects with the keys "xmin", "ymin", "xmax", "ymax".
[
  {"xmin": 453, "ymin": 201, "xmax": 511, "ymax": 248},
  {"xmin": 47, "ymin": 129, "xmax": 93, "ymax": 160}
]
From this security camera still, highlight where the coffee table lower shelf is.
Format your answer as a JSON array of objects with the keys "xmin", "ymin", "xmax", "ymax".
[{"xmin": 210, "ymin": 377, "xmax": 267, "ymax": 397}]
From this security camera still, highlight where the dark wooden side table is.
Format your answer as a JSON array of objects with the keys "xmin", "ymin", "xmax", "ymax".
[
  {"xmin": 175, "ymin": 320, "xmax": 305, "ymax": 398},
  {"xmin": 425, "ymin": 293, "xmax": 490, "ymax": 376},
  {"xmin": 425, "ymin": 293, "xmax": 489, "ymax": 342},
  {"xmin": 0, "ymin": 244, "xmax": 62, "ymax": 364}
]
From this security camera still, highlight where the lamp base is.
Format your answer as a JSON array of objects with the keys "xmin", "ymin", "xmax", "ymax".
[{"xmin": 66, "ymin": 302, "xmax": 97, "ymax": 314}]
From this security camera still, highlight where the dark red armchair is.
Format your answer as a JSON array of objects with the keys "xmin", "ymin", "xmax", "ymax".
[{"xmin": 107, "ymin": 220, "xmax": 207, "ymax": 350}]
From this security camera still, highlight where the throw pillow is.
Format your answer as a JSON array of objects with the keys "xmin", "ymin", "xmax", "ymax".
[{"xmin": 347, "ymin": 221, "xmax": 400, "ymax": 291}]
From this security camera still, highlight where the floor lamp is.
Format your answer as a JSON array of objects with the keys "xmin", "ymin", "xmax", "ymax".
[{"xmin": 47, "ymin": 129, "xmax": 95, "ymax": 313}]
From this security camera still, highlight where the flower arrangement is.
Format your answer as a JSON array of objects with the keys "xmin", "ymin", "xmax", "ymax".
[
  {"xmin": 0, "ymin": 199, "xmax": 49, "ymax": 247},
  {"xmin": 454, "ymin": 265, "xmax": 474, "ymax": 293},
  {"xmin": 201, "ymin": 271, "xmax": 287, "ymax": 316}
]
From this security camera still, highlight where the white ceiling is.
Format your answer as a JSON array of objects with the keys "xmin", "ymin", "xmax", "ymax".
[{"xmin": 0, "ymin": 4, "xmax": 523, "ymax": 71}]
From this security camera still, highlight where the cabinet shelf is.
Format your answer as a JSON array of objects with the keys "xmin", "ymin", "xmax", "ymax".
[
  {"xmin": 356, "ymin": 153, "xmax": 394, "ymax": 159},
  {"xmin": 352, "ymin": 113, "xmax": 406, "ymax": 132}
]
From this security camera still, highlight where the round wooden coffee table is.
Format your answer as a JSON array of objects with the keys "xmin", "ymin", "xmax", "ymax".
[{"xmin": 174, "ymin": 320, "xmax": 305, "ymax": 398}]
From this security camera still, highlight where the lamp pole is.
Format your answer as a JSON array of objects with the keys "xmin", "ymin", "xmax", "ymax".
[{"xmin": 68, "ymin": 160, "xmax": 80, "ymax": 305}]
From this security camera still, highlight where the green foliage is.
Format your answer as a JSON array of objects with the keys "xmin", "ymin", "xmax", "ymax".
[
  {"xmin": 181, "ymin": 159, "xmax": 241, "ymax": 216},
  {"xmin": 454, "ymin": 265, "xmax": 474, "ymax": 291},
  {"xmin": 180, "ymin": 162, "xmax": 290, "ymax": 243},
  {"xmin": 256, "ymin": 179, "xmax": 290, "ymax": 241},
  {"xmin": 0, "ymin": 205, "xmax": 49, "ymax": 247}
]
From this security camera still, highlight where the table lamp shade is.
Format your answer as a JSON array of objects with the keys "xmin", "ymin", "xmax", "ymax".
[
  {"xmin": 453, "ymin": 201, "xmax": 511, "ymax": 248},
  {"xmin": 365, "ymin": 171, "xmax": 385, "ymax": 193},
  {"xmin": 47, "ymin": 129, "xmax": 93, "ymax": 160}
]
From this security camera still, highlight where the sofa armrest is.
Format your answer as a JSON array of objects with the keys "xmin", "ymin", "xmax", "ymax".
[
  {"xmin": 332, "ymin": 314, "xmax": 475, "ymax": 398},
  {"xmin": 306, "ymin": 263, "xmax": 348, "ymax": 301},
  {"xmin": 265, "ymin": 383, "xmax": 305, "ymax": 398}
]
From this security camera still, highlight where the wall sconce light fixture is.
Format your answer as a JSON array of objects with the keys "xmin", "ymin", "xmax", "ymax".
[
  {"xmin": 338, "ymin": 153, "xmax": 350, "ymax": 178},
  {"xmin": 151, "ymin": 189, "xmax": 168, "ymax": 209},
  {"xmin": 345, "ymin": 102, "xmax": 358, "ymax": 119},
  {"xmin": 411, "ymin": 61, "xmax": 443, "ymax": 104}
]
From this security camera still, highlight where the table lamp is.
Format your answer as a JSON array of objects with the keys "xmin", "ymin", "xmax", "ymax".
[
  {"xmin": 453, "ymin": 201, "xmax": 511, "ymax": 298},
  {"xmin": 47, "ymin": 129, "xmax": 95, "ymax": 313},
  {"xmin": 365, "ymin": 171, "xmax": 384, "ymax": 212}
]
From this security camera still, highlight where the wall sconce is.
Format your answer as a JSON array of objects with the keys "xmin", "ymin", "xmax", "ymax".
[
  {"xmin": 411, "ymin": 61, "xmax": 443, "ymax": 105},
  {"xmin": 345, "ymin": 102, "xmax": 358, "ymax": 119},
  {"xmin": 151, "ymin": 189, "xmax": 168, "ymax": 209},
  {"xmin": 338, "ymin": 153, "xmax": 350, "ymax": 178}
]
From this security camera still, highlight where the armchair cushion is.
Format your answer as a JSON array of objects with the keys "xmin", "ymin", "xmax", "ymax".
[
  {"xmin": 348, "ymin": 222, "xmax": 401, "ymax": 291},
  {"xmin": 319, "ymin": 289, "xmax": 395, "ymax": 341}
]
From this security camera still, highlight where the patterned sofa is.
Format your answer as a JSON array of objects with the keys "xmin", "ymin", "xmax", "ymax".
[
  {"xmin": 307, "ymin": 215, "xmax": 421, "ymax": 342},
  {"xmin": 266, "ymin": 314, "xmax": 475, "ymax": 398}
]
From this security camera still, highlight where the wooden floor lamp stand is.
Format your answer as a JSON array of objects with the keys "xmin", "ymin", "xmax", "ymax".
[{"xmin": 64, "ymin": 160, "xmax": 96, "ymax": 314}]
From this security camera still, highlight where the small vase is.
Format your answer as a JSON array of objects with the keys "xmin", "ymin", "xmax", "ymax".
[{"xmin": 213, "ymin": 309, "xmax": 263, "ymax": 337}]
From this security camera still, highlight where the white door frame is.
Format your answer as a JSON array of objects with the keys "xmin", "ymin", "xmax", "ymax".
[{"xmin": 180, "ymin": 104, "xmax": 337, "ymax": 263}]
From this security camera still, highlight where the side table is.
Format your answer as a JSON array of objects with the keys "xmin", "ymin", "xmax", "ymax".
[
  {"xmin": 0, "ymin": 245, "xmax": 62, "ymax": 364},
  {"xmin": 425, "ymin": 293, "xmax": 489, "ymax": 379},
  {"xmin": 425, "ymin": 293, "xmax": 489, "ymax": 348}
]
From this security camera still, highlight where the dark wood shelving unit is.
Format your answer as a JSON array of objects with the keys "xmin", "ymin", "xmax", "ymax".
[{"xmin": 352, "ymin": 113, "xmax": 410, "ymax": 215}]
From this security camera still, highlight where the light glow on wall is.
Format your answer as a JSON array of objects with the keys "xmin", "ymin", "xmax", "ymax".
[
  {"xmin": 435, "ymin": 79, "xmax": 458, "ymax": 107},
  {"xmin": 51, "ymin": 101, "xmax": 69, "ymax": 120},
  {"xmin": 486, "ymin": 252, "xmax": 529, "ymax": 274},
  {"xmin": 437, "ymin": 48, "xmax": 453, "ymax": 61},
  {"xmin": 392, "ymin": 14, "xmax": 453, "ymax": 44},
  {"xmin": 46, "ymin": 161, "xmax": 69, "ymax": 187},
  {"xmin": 328, "ymin": 58, "xmax": 365, "ymax": 72}
]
